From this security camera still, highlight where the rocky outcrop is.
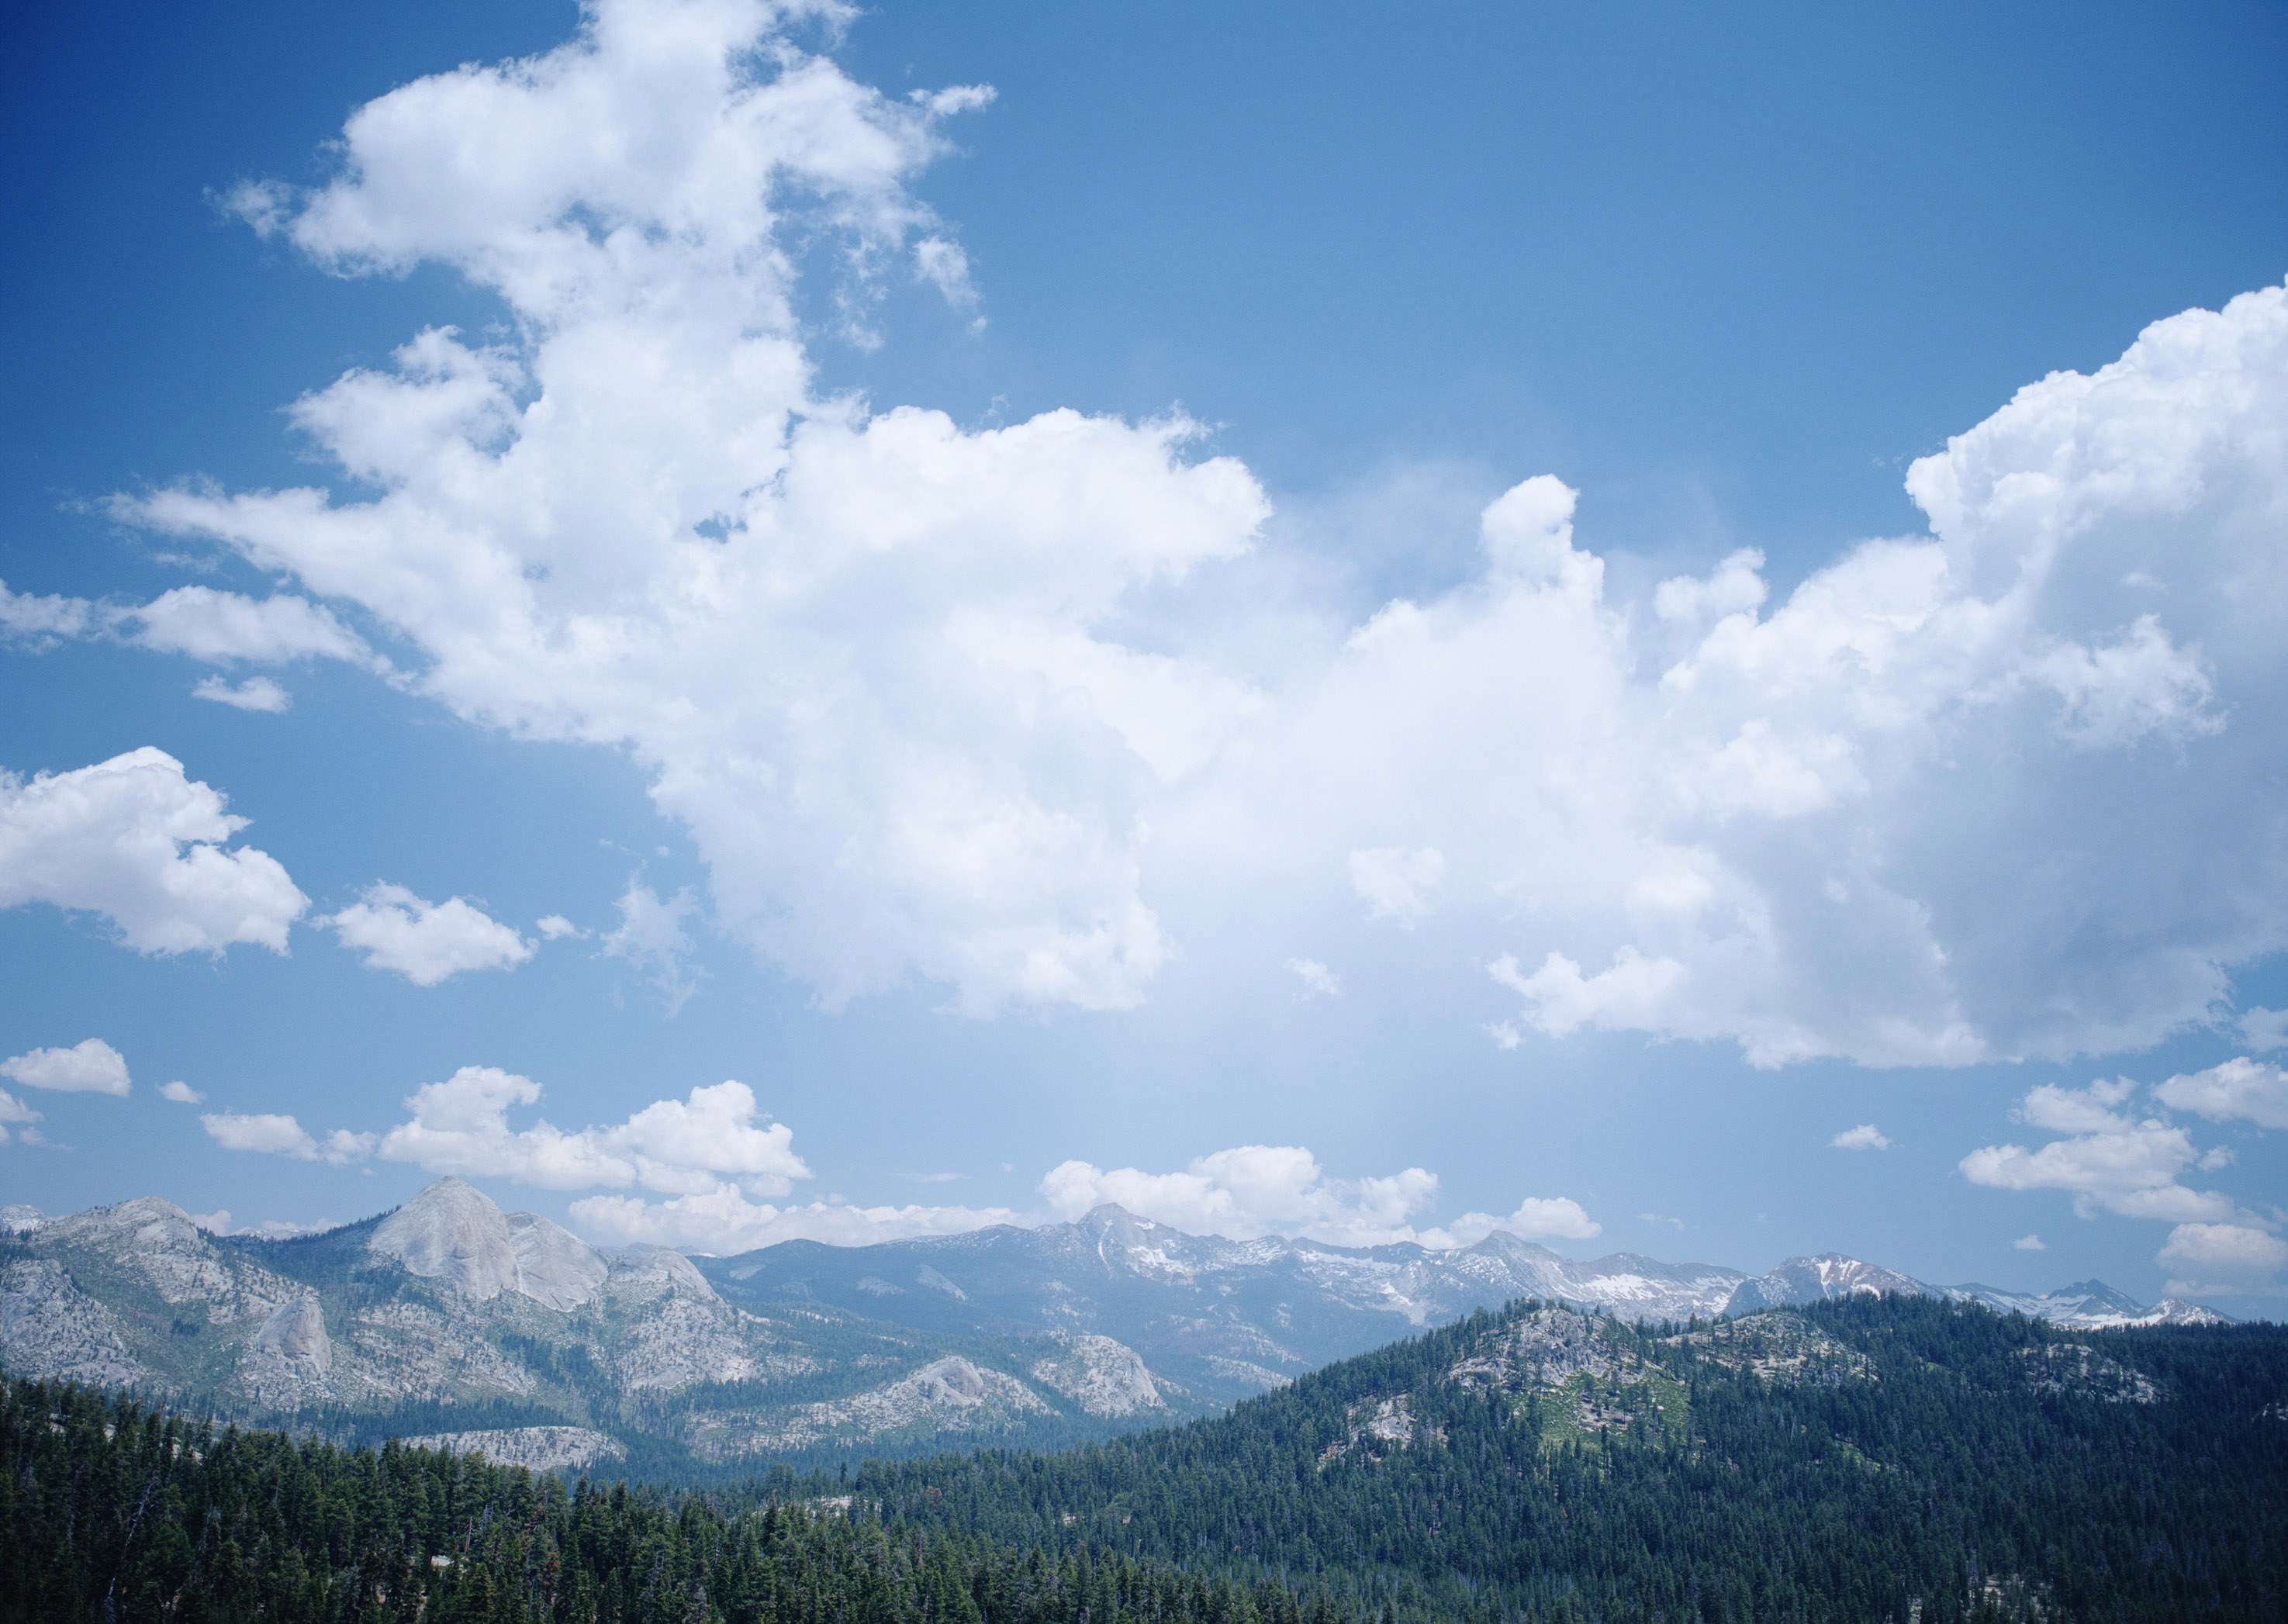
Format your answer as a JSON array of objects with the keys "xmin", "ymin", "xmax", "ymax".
[
  {"xmin": 1029, "ymin": 1332, "xmax": 1165, "ymax": 1416},
  {"xmin": 253, "ymin": 1297, "xmax": 333, "ymax": 1374},
  {"xmin": 1664, "ymin": 1311, "xmax": 1875, "ymax": 1384},
  {"xmin": 0, "ymin": 1259, "xmax": 150, "ymax": 1388},
  {"xmin": 604, "ymin": 1243, "xmax": 717, "ymax": 1304},
  {"xmin": 0, "ymin": 1204, "xmax": 42, "ymax": 1235},
  {"xmin": 2017, "ymin": 1343, "xmax": 2162, "ymax": 1403},
  {"xmin": 400, "ymin": 1425, "xmax": 627, "ymax": 1471},
  {"xmin": 41, "ymin": 1197, "xmax": 289, "ymax": 1324},
  {"xmin": 369, "ymin": 1178, "xmax": 522, "ymax": 1301},
  {"xmin": 508, "ymin": 1211, "xmax": 607, "ymax": 1310},
  {"xmin": 685, "ymin": 1355, "xmax": 1052, "ymax": 1459}
]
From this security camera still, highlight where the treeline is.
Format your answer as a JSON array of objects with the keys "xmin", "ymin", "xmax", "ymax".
[
  {"xmin": 834, "ymin": 1297, "xmax": 2288, "ymax": 1623},
  {"xmin": 0, "ymin": 1376, "xmax": 1375, "ymax": 1624}
]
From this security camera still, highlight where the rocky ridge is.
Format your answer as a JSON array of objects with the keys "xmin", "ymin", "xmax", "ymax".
[{"xmin": 0, "ymin": 1179, "xmax": 2241, "ymax": 1470}]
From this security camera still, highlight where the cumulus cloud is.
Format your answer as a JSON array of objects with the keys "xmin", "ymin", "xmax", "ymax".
[
  {"xmin": 1287, "ymin": 957, "xmax": 1341, "ymax": 999},
  {"xmin": 2158, "ymin": 1221, "xmax": 2288, "ymax": 1294},
  {"xmin": 202, "ymin": 1111, "xmax": 375, "ymax": 1163},
  {"xmin": 1829, "ymin": 1123, "xmax": 1892, "ymax": 1152},
  {"xmin": 159, "ymin": 1080, "xmax": 205, "ymax": 1104},
  {"xmin": 571, "ymin": 1186, "xmax": 1019, "ymax": 1253},
  {"xmin": 192, "ymin": 675, "xmax": 292, "ymax": 713},
  {"xmin": 2013, "ymin": 1233, "xmax": 2046, "ymax": 1251},
  {"xmin": 94, "ymin": 0, "xmax": 2288, "ymax": 1063},
  {"xmin": 1960, "ymin": 1120, "xmax": 2231, "ymax": 1222},
  {"xmin": 1038, "ymin": 1143, "xmax": 1502, "ymax": 1249},
  {"xmin": 1429, "ymin": 1195, "xmax": 1603, "ymax": 1246},
  {"xmin": 0, "ymin": 748, "xmax": 306, "ymax": 954},
  {"xmin": 1961, "ymin": 1077, "xmax": 2240, "ymax": 1223},
  {"xmin": 1, "ymin": 1038, "xmax": 130, "ymax": 1096},
  {"xmin": 0, "ymin": 1089, "xmax": 40, "ymax": 1127},
  {"xmin": 535, "ymin": 913, "xmax": 586, "ymax": 940},
  {"xmin": 2155, "ymin": 1056, "xmax": 2288, "ymax": 1130},
  {"xmin": 323, "ymin": 883, "xmax": 535, "ymax": 986},
  {"xmin": 2016, "ymin": 1078, "xmax": 2138, "ymax": 1135},
  {"xmin": 375, "ymin": 1067, "xmax": 809, "ymax": 1196}
]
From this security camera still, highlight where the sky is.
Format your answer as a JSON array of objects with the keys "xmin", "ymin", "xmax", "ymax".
[{"xmin": 5, "ymin": 0, "xmax": 2288, "ymax": 1312}]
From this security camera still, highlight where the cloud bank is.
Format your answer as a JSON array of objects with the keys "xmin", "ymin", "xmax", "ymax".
[{"xmin": 77, "ymin": 0, "xmax": 2288, "ymax": 1076}]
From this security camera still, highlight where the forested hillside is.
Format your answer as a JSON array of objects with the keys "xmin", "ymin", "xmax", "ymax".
[
  {"xmin": 0, "ymin": 1377, "xmax": 1336, "ymax": 1624},
  {"xmin": 841, "ymin": 1297, "xmax": 2288, "ymax": 1623},
  {"xmin": 8, "ymin": 1296, "xmax": 2285, "ymax": 1622}
]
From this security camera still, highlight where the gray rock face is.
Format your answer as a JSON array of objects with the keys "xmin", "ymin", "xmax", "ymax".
[
  {"xmin": 0, "ymin": 1259, "xmax": 150, "ymax": 1387},
  {"xmin": 507, "ymin": 1211, "xmax": 607, "ymax": 1310},
  {"xmin": 685, "ymin": 1353, "xmax": 1051, "ymax": 1460},
  {"xmin": 400, "ymin": 1425, "xmax": 627, "ymax": 1471},
  {"xmin": 1, "ymin": 1204, "xmax": 42, "ymax": 1235},
  {"xmin": 370, "ymin": 1178, "xmax": 522, "ymax": 1301},
  {"xmin": 605, "ymin": 1243, "xmax": 717, "ymax": 1304},
  {"xmin": 253, "ymin": 1297, "xmax": 332, "ymax": 1375},
  {"xmin": 1029, "ymin": 1332, "xmax": 1165, "ymax": 1416}
]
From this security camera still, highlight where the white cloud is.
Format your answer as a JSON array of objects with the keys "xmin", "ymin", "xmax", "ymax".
[
  {"xmin": 323, "ymin": 883, "xmax": 535, "ymax": 986},
  {"xmin": 1829, "ymin": 1123, "xmax": 1892, "ymax": 1152},
  {"xmin": 2238, "ymin": 1007, "xmax": 2288, "ymax": 1052},
  {"xmin": 95, "ymin": 0, "xmax": 2288, "ymax": 1063},
  {"xmin": 914, "ymin": 235, "xmax": 983, "ymax": 328},
  {"xmin": 125, "ymin": 586, "xmax": 375, "ymax": 667},
  {"xmin": 1654, "ymin": 548, "xmax": 1768, "ymax": 631},
  {"xmin": 2158, "ymin": 1221, "xmax": 2288, "ymax": 1294},
  {"xmin": 1491, "ymin": 948, "xmax": 1685, "ymax": 1042},
  {"xmin": 202, "ymin": 1111, "xmax": 374, "ymax": 1163},
  {"xmin": 1960, "ymin": 1081, "xmax": 2235, "ymax": 1222},
  {"xmin": 192, "ymin": 675, "xmax": 292, "ymax": 713},
  {"xmin": 0, "ymin": 1089, "xmax": 40, "ymax": 1125},
  {"xmin": 1429, "ymin": 1195, "xmax": 1603, "ymax": 1246},
  {"xmin": 2155, "ymin": 1056, "xmax": 2288, "ymax": 1131},
  {"xmin": 601, "ymin": 879, "xmax": 703, "ymax": 1014},
  {"xmin": 1286, "ymin": 957, "xmax": 1341, "ymax": 999},
  {"xmin": 3, "ymin": 578, "xmax": 377, "ymax": 676},
  {"xmin": 375, "ymin": 1067, "xmax": 809, "ymax": 1196},
  {"xmin": 2016, "ymin": 1077, "xmax": 2137, "ymax": 1135},
  {"xmin": 571, "ymin": 1183, "xmax": 1018, "ymax": 1253},
  {"xmin": 1, "ymin": 1038, "xmax": 130, "ymax": 1096},
  {"xmin": 1349, "ymin": 846, "xmax": 1446, "ymax": 924},
  {"xmin": 0, "ymin": 748, "xmax": 306, "ymax": 954},
  {"xmin": 535, "ymin": 913, "xmax": 586, "ymax": 940},
  {"xmin": 2013, "ymin": 1232, "xmax": 2046, "ymax": 1251},
  {"xmin": 1638, "ymin": 1211, "xmax": 1685, "ymax": 1230},
  {"xmin": 1039, "ymin": 1144, "xmax": 1445, "ymax": 1248},
  {"xmin": 0, "ymin": 579, "xmax": 97, "ymax": 644},
  {"xmin": 159, "ymin": 1080, "xmax": 204, "ymax": 1104}
]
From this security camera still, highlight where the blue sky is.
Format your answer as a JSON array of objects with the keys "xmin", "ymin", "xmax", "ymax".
[{"xmin": 5, "ymin": 0, "xmax": 2287, "ymax": 1310}]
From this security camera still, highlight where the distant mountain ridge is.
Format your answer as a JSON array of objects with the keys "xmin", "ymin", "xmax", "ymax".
[{"xmin": 0, "ymin": 1178, "xmax": 2229, "ymax": 1470}]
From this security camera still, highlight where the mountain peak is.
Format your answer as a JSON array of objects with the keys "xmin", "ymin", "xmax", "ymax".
[
  {"xmin": 369, "ymin": 1177, "xmax": 519, "ymax": 1300},
  {"xmin": 1083, "ymin": 1202, "xmax": 1150, "ymax": 1228}
]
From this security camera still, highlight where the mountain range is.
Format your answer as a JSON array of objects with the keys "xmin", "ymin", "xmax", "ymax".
[{"xmin": 0, "ymin": 1177, "xmax": 2228, "ymax": 1470}]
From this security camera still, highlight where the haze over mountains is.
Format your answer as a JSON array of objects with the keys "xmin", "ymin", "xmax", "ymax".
[{"xmin": 0, "ymin": 1176, "xmax": 2226, "ymax": 1471}]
